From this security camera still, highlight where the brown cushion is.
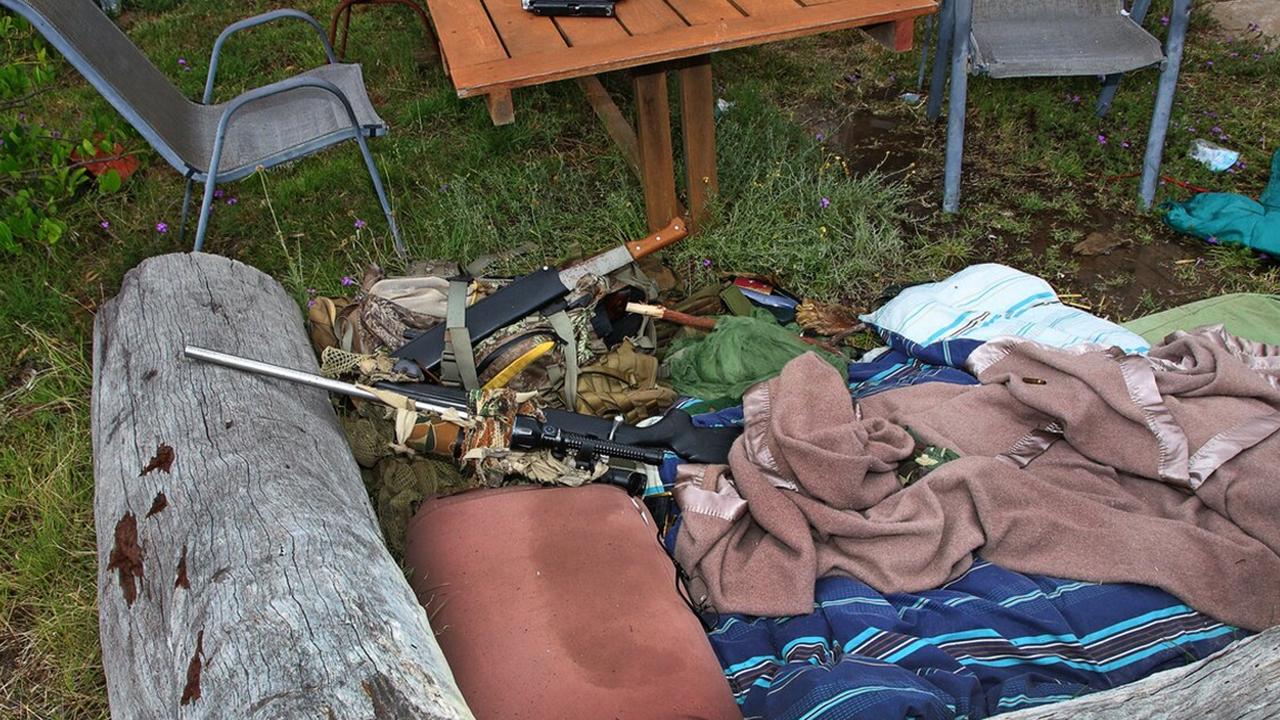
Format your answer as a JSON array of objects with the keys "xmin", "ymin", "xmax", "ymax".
[{"xmin": 405, "ymin": 485, "xmax": 740, "ymax": 720}]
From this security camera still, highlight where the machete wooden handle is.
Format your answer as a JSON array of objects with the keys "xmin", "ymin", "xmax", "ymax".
[
  {"xmin": 626, "ymin": 302, "xmax": 718, "ymax": 331},
  {"xmin": 627, "ymin": 218, "xmax": 688, "ymax": 259}
]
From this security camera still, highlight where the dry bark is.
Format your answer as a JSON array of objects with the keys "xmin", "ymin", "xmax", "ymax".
[{"xmin": 91, "ymin": 253, "xmax": 473, "ymax": 719}]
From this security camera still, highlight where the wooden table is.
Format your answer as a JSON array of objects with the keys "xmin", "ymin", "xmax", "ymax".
[{"xmin": 423, "ymin": 0, "xmax": 937, "ymax": 231}]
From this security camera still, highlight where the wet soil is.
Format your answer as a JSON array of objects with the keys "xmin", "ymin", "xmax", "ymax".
[
  {"xmin": 801, "ymin": 104, "xmax": 1271, "ymax": 320},
  {"xmin": 1022, "ymin": 206, "xmax": 1208, "ymax": 317}
]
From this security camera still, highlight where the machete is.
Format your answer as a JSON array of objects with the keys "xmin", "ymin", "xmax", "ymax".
[{"xmin": 391, "ymin": 218, "xmax": 687, "ymax": 379}]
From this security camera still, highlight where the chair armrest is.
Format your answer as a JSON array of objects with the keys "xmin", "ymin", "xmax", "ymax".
[{"xmin": 203, "ymin": 9, "xmax": 338, "ymax": 104}]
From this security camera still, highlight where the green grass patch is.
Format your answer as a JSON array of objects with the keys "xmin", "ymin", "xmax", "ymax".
[{"xmin": 1, "ymin": 1, "xmax": 1279, "ymax": 716}]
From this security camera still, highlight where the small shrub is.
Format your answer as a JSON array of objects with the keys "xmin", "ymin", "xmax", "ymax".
[{"xmin": 0, "ymin": 14, "xmax": 128, "ymax": 253}]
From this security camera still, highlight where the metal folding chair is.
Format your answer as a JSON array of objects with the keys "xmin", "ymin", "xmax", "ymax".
[
  {"xmin": 925, "ymin": 0, "xmax": 1192, "ymax": 212},
  {"xmin": 4, "ymin": 0, "xmax": 405, "ymax": 254}
]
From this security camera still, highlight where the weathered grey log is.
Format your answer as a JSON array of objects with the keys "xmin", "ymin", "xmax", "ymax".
[
  {"xmin": 1007, "ymin": 627, "xmax": 1280, "ymax": 719},
  {"xmin": 91, "ymin": 253, "xmax": 473, "ymax": 719}
]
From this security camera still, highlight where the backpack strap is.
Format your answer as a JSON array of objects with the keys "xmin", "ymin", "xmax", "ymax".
[
  {"xmin": 441, "ymin": 279, "xmax": 480, "ymax": 390},
  {"xmin": 547, "ymin": 310, "xmax": 579, "ymax": 409}
]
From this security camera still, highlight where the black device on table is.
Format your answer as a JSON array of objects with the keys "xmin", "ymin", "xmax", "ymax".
[{"xmin": 522, "ymin": 0, "xmax": 617, "ymax": 17}]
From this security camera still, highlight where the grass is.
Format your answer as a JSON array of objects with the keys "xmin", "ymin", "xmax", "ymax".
[{"xmin": 1, "ymin": 1, "xmax": 1278, "ymax": 716}]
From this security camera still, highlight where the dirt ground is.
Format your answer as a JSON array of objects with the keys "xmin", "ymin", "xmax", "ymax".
[{"xmin": 803, "ymin": 101, "xmax": 1273, "ymax": 320}]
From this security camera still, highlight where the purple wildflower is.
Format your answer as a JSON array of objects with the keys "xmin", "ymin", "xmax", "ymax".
[
  {"xmin": 156, "ymin": 222, "xmax": 168, "ymax": 234},
  {"xmin": 1207, "ymin": 235, "xmax": 1220, "ymax": 245},
  {"xmin": 1121, "ymin": 140, "xmax": 1132, "ymax": 149},
  {"xmin": 1160, "ymin": 15, "xmax": 1169, "ymax": 26},
  {"xmin": 214, "ymin": 188, "xmax": 225, "ymax": 199},
  {"xmin": 226, "ymin": 196, "xmax": 238, "ymax": 206},
  {"xmin": 815, "ymin": 131, "xmax": 826, "ymax": 142},
  {"xmin": 341, "ymin": 275, "xmax": 356, "ymax": 287},
  {"xmin": 1097, "ymin": 134, "xmax": 1108, "ymax": 145},
  {"xmin": 100, "ymin": 220, "xmax": 110, "ymax": 229},
  {"xmin": 701, "ymin": 258, "xmax": 713, "ymax": 269},
  {"xmin": 819, "ymin": 197, "xmax": 831, "ymax": 210},
  {"xmin": 354, "ymin": 218, "xmax": 367, "ymax": 230}
]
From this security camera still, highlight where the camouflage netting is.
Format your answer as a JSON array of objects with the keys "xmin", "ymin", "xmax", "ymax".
[{"xmin": 342, "ymin": 414, "xmax": 474, "ymax": 555}]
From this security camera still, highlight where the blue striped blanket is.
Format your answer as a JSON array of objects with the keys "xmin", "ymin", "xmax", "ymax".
[
  {"xmin": 703, "ymin": 561, "xmax": 1241, "ymax": 720},
  {"xmin": 847, "ymin": 348, "xmax": 977, "ymax": 398}
]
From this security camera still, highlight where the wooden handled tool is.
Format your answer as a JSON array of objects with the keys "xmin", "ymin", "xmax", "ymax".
[{"xmin": 626, "ymin": 302, "xmax": 845, "ymax": 355}]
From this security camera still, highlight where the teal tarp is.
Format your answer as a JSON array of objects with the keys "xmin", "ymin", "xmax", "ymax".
[{"xmin": 1164, "ymin": 150, "xmax": 1280, "ymax": 257}]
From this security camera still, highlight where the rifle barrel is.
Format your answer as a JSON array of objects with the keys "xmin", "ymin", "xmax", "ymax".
[{"xmin": 182, "ymin": 346, "xmax": 469, "ymax": 421}]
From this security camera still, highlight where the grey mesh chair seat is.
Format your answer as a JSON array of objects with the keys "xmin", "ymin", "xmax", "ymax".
[
  {"xmin": 4, "ymin": 0, "xmax": 404, "ymax": 254},
  {"xmin": 972, "ymin": 17, "xmax": 1165, "ymax": 78},
  {"xmin": 188, "ymin": 64, "xmax": 386, "ymax": 180}
]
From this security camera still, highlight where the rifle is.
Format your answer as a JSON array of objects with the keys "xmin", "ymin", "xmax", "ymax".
[
  {"xmin": 184, "ymin": 345, "xmax": 739, "ymax": 472},
  {"xmin": 390, "ymin": 219, "xmax": 687, "ymax": 380}
]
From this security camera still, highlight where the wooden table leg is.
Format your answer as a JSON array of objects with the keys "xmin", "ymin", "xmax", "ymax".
[
  {"xmin": 486, "ymin": 91, "xmax": 514, "ymax": 126},
  {"xmin": 578, "ymin": 76, "xmax": 643, "ymax": 180},
  {"xmin": 679, "ymin": 56, "xmax": 717, "ymax": 231},
  {"xmin": 866, "ymin": 18, "xmax": 916, "ymax": 52},
  {"xmin": 633, "ymin": 68, "xmax": 679, "ymax": 232}
]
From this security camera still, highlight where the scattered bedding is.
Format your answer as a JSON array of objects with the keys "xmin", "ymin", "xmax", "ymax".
[
  {"xmin": 847, "ymin": 347, "xmax": 978, "ymax": 398},
  {"xmin": 859, "ymin": 264, "xmax": 1149, "ymax": 367},
  {"xmin": 1164, "ymin": 149, "xmax": 1280, "ymax": 257},
  {"xmin": 660, "ymin": 318, "xmax": 1279, "ymax": 720},
  {"xmin": 1123, "ymin": 292, "xmax": 1280, "ymax": 346},
  {"xmin": 674, "ymin": 330, "xmax": 1280, "ymax": 629},
  {"xmin": 706, "ymin": 561, "xmax": 1241, "ymax": 720}
]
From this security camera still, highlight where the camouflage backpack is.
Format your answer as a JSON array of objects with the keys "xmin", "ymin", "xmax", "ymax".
[{"xmin": 308, "ymin": 259, "xmax": 661, "ymax": 411}]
